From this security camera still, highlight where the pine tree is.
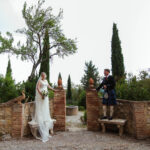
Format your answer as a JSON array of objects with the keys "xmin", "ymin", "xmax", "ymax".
[
  {"xmin": 58, "ymin": 72, "xmax": 62, "ymax": 80},
  {"xmin": 66, "ymin": 75, "xmax": 72, "ymax": 104},
  {"xmin": 111, "ymin": 23, "xmax": 125, "ymax": 81},
  {"xmin": 5, "ymin": 58, "xmax": 12, "ymax": 79},
  {"xmin": 39, "ymin": 28, "xmax": 50, "ymax": 81},
  {"xmin": 81, "ymin": 60, "xmax": 100, "ymax": 89}
]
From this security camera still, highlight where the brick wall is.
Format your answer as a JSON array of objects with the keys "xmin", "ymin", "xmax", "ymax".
[
  {"xmin": 0, "ymin": 104, "xmax": 13, "ymax": 135},
  {"xmin": 0, "ymin": 85, "xmax": 66, "ymax": 138},
  {"xmin": 86, "ymin": 78, "xmax": 150, "ymax": 139},
  {"xmin": 0, "ymin": 103, "xmax": 24, "ymax": 138},
  {"xmin": 86, "ymin": 89, "xmax": 150, "ymax": 139}
]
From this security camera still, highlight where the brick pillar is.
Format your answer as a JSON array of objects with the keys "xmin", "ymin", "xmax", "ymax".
[
  {"xmin": 53, "ymin": 79, "xmax": 66, "ymax": 131},
  {"xmin": 133, "ymin": 102, "xmax": 147, "ymax": 139},
  {"xmin": 86, "ymin": 78, "xmax": 100, "ymax": 131},
  {"xmin": 12, "ymin": 104, "xmax": 24, "ymax": 138}
]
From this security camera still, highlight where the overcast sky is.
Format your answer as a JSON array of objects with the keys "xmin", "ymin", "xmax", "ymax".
[{"xmin": 0, "ymin": 0, "xmax": 150, "ymax": 85}]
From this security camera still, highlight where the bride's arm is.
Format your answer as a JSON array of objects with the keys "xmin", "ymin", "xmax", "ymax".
[
  {"xmin": 37, "ymin": 81, "xmax": 43, "ymax": 96},
  {"xmin": 48, "ymin": 83, "xmax": 55, "ymax": 92}
]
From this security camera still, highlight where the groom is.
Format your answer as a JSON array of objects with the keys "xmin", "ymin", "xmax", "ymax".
[{"xmin": 96, "ymin": 69, "xmax": 117, "ymax": 120}]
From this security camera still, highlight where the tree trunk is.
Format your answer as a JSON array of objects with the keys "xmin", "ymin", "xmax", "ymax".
[{"xmin": 28, "ymin": 61, "xmax": 40, "ymax": 81}]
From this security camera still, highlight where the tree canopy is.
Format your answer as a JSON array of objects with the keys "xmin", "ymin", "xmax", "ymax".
[
  {"xmin": 81, "ymin": 60, "xmax": 100, "ymax": 89},
  {"xmin": 5, "ymin": 58, "xmax": 12, "ymax": 79},
  {"xmin": 66, "ymin": 74, "xmax": 72, "ymax": 104},
  {"xmin": 111, "ymin": 23, "xmax": 125, "ymax": 81},
  {"xmin": 39, "ymin": 28, "xmax": 50, "ymax": 82},
  {"xmin": 0, "ymin": 0, "xmax": 77, "ymax": 79}
]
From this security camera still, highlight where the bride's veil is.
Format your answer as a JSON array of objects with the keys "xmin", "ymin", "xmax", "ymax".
[{"xmin": 29, "ymin": 73, "xmax": 53, "ymax": 142}]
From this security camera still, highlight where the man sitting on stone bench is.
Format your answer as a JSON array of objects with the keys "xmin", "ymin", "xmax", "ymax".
[{"xmin": 96, "ymin": 69, "xmax": 117, "ymax": 120}]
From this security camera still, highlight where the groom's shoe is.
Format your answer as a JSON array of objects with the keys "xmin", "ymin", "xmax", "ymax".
[
  {"xmin": 108, "ymin": 116, "xmax": 113, "ymax": 120},
  {"xmin": 100, "ymin": 116, "xmax": 107, "ymax": 120}
]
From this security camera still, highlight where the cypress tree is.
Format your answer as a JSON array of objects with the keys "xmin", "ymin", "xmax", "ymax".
[
  {"xmin": 1, "ymin": 58, "xmax": 18, "ymax": 102},
  {"xmin": 5, "ymin": 58, "xmax": 12, "ymax": 79},
  {"xmin": 39, "ymin": 28, "xmax": 50, "ymax": 81},
  {"xmin": 111, "ymin": 23, "xmax": 125, "ymax": 81},
  {"xmin": 66, "ymin": 75, "xmax": 72, "ymax": 104},
  {"xmin": 81, "ymin": 60, "xmax": 100, "ymax": 89},
  {"xmin": 58, "ymin": 72, "xmax": 62, "ymax": 80}
]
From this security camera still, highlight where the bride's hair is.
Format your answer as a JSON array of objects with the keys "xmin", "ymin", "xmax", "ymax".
[{"xmin": 41, "ymin": 72, "xmax": 47, "ymax": 79}]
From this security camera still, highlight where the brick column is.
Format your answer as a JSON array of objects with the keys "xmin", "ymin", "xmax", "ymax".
[
  {"xmin": 53, "ymin": 79, "xmax": 66, "ymax": 131},
  {"xmin": 12, "ymin": 104, "xmax": 24, "ymax": 138},
  {"xmin": 86, "ymin": 78, "xmax": 100, "ymax": 131},
  {"xmin": 133, "ymin": 102, "xmax": 147, "ymax": 139}
]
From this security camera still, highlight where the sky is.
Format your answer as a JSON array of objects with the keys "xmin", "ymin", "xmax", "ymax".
[{"xmin": 0, "ymin": 0, "xmax": 150, "ymax": 85}]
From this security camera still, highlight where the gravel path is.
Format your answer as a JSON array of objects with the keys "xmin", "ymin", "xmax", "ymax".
[
  {"xmin": 0, "ymin": 131, "xmax": 150, "ymax": 150},
  {"xmin": 0, "ymin": 111, "xmax": 150, "ymax": 150},
  {"xmin": 66, "ymin": 111, "xmax": 86, "ymax": 131}
]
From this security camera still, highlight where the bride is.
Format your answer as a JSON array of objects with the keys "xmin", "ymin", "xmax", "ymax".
[{"xmin": 29, "ymin": 72, "xmax": 55, "ymax": 142}]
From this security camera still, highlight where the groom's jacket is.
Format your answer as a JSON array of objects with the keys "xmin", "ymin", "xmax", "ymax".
[{"xmin": 96, "ymin": 75, "xmax": 116, "ymax": 91}]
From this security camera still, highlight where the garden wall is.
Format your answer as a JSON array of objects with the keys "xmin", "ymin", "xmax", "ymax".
[
  {"xmin": 86, "ymin": 81, "xmax": 150, "ymax": 139},
  {"xmin": 0, "ymin": 86, "xmax": 66, "ymax": 138},
  {"xmin": 99, "ymin": 98, "xmax": 150, "ymax": 139}
]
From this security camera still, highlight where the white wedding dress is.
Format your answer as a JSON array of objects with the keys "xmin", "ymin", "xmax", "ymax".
[{"xmin": 29, "ymin": 77, "xmax": 54, "ymax": 142}]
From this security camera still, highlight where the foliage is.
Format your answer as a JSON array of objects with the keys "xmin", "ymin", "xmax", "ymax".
[
  {"xmin": 68, "ymin": 84, "xmax": 86, "ymax": 108},
  {"xmin": 116, "ymin": 73, "xmax": 150, "ymax": 101},
  {"xmin": 0, "ymin": 59, "xmax": 20, "ymax": 103},
  {"xmin": 5, "ymin": 58, "xmax": 12, "ymax": 79},
  {"xmin": 23, "ymin": 75, "xmax": 39, "ymax": 101},
  {"xmin": 81, "ymin": 60, "xmax": 100, "ymax": 89},
  {"xmin": 66, "ymin": 75, "xmax": 72, "ymax": 104},
  {"xmin": 111, "ymin": 23, "xmax": 125, "ymax": 81},
  {"xmin": 79, "ymin": 106, "xmax": 85, "ymax": 111},
  {"xmin": 139, "ymin": 70, "xmax": 150, "ymax": 80},
  {"xmin": 39, "ymin": 28, "xmax": 50, "ymax": 82},
  {"xmin": 71, "ymin": 85, "xmax": 81, "ymax": 105},
  {"xmin": 0, "ymin": 0, "xmax": 77, "ymax": 79},
  {"xmin": 78, "ymin": 90, "xmax": 86, "ymax": 108},
  {"xmin": 48, "ymin": 90, "xmax": 54, "ymax": 99},
  {"xmin": 0, "ymin": 75, "xmax": 19, "ymax": 103}
]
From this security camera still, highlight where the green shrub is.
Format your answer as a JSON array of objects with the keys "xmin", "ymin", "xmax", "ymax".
[
  {"xmin": 0, "ymin": 75, "xmax": 19, "ymax": 103},
  {"xmin": 23, "ymin": 76, "xmax": 38, "ymax": 102},
  {"xmin": 49, "ymin": 90, "xmax": 54, "ymax": 99},
  {"xmin": 78, "ymin": 90, "xmax": 86, "ymax": 108},
  {"xmin": 116, "ymin": 77, "xmax": 150, "ymax": 101},
  {"xmin": 79, "ymin": 106, "xmax": 85, "ymax": 111}
]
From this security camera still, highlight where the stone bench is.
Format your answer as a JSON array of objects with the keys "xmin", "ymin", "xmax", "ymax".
[
  {"xmin": 28, "ymin": 119, "xmax": 56, "ymax": 139},
  {"xmin": 98, "ymin": 119, "xmax": 127, "ymax": 136}
]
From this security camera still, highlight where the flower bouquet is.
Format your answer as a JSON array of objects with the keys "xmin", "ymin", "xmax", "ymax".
[{"xmin": 41, "ymin": 90, "xmax": 49, "ymax": 100}]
